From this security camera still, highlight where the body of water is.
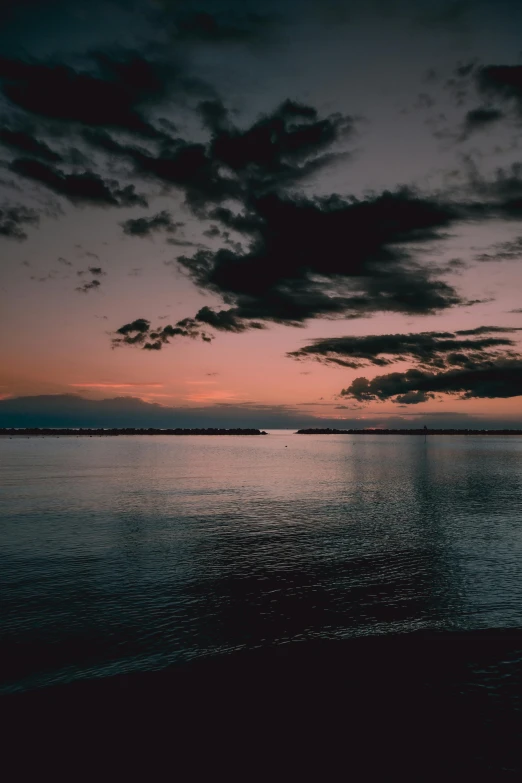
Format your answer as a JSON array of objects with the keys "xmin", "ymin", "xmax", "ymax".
[{"xmin": 2, "ymin": 432, "xmax": 522, "ymax": 693}]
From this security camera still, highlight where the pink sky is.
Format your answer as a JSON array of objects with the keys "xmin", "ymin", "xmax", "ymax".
[{"xmin": 1, "ymin": 0, "xmax": 522, "ymax": 427}]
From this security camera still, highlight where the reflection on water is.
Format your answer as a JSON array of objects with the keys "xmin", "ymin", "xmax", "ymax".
[{"xmin": 1, "ymin": 433, "xmax": 522, "ymax": 692}]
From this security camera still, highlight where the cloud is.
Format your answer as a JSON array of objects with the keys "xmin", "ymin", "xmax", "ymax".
[
  {"xmin": 477, "ymin": 64, "xmax": 522, "ymax": 116},
  {"xmin": 0, "ymin": 49, "xmax": 204, "ymax": 138},
  {"xmin": 120, "ymin": 210, "xmax": 182, "ymax": 237},
  {"xmin": 0, "ymin": 126, "xmax": 62, "ymax": 161},
  {"xmin": 460, "ymin": 158, "xmax": 522, "ymax": 219},
  {"xmin": 203, "ymin": 98, "xmax": 354, "ymax": 194},
  {"xmin": 57, "ymin": 256, "xmax": 71, "ymax": 266},
  {"xmin": 112, "ymin": 317, "xmax": 213, "ymax": 350},
  {"xmin": 165, "ymin": 238, "xmax": 203, "ymax": 247},
  {"xmin": 474, "ymin": 236, "xmax": 522, "ymax": 262},
  {"xmin": 9, "ymin": 158, "xmax": 148, "ymax": 207},
  {"xmin": 289, "ymin": 324, "xmax": 522, "ymax": 404},
  {"xmin": 1, "ymin": 393, "xmax": 519, "ymax": 430},
  {"xmin": 0, "ymin": 202, "xmax": 39, "ymax": 240},
  {"xmin": 30, "ymin": 270, "xmax": 62, "ymax": 282},
  {"xmin": 194, "ymin": 305, "xmax": 265, "ymax": 333},
  {"xmin": 84, "ymin": 98, "xmax": 355, "ymax": 212},
  {"xmin": 0, "ymin": 392, "xmax": 297, "ymax": 429},
  {"xmin": 289, "ymin": 326, "xmax": 522, "ymax": 369},
  {"xmin": 76, "ymin": 279, "xmax": 101, "ymax": 293},
  {"xmin": 394, "ymin": 390, "xmax": 435, "ymax": 404},
  {"xmin": 116, "ymin": 167, "xmax": 484, "ymax": 348},
  {"xmin": 203, "ymin": 224, "xmax": 221, "ymax": 238},
  {"xmin": 340, "ymin": 359, "xmax": 522, "ymax": 403},
  {"xmin": 175, "ymin": 187, "xmax": 464, "ymax": 332},
  {"xmin": 77, "ymin": 266, "xmax": 105, "ymax": 277},
  {"xmin": 458, "ymin": 106, "xmax": 504, "ymax": 141},
  {"xmin": 109, "ymin": 136, "xmax": 230, "ymax": 210}
]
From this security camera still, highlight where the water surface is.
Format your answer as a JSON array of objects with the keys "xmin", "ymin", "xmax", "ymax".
[{"xmin": 1, "ymin": 432, "xmax": 522, "ymax": 692}]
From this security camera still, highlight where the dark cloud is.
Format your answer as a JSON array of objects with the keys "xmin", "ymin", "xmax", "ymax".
[
  {"xmin": 194, "ymin": 305, "xmax": 265, "ymax": 332},
  {"xmin": 117, "ymin": 138, "xmax": 230, "ymax": 211},
  {"xmin": 120, "ymin": 210, "xmax": 182, "ymax": 237},
  {"xmin": 57, "ymin": 256, "xmax": 71, "ymax": 266},
  {"xmin": 444, "ymin": 257, "xmax": 469, "ymax": 272},
  {"xmin": 455, "ymin": 62, "xmax": 477, "ymax": 79},
  {"xmin": 1, "ymin": 393, "xmax": 519, "ymax": 431},
  {"xmin": 198, "ymin": 99, "xmax": 231, "ymax": 134},
  {"xmin": 84, "ymin": 99, "xmax": 355, "ymax": 211},
  {"xmin": 477, "ymin": 65, "xmax": 522, "ymax": 116},
  {"xmin": 462, "ymin": 158, "xmax": 522, "ymax": 219},
  {"xmin": 112, "ymin": 316, "xmax": 212, "ymax": 350},
  {"xmin": 0, "ymin": 126, "xmax": 62, "ymax": 161},
  {"xmin": 204, "ymin": 98, "xmax": 354, "ymax": 197},
  {"xmin": 76, "ymin": 278, "xmax": 101, "ymax": 293},
  {"xmin": 9, "ymin": 158, "xmax": 148, "ymax": 207},
  {"xmin": 454, "ymin": 326, "xmax": 518, "ymax": 336},
  {"xmin": 203, "ymin": 224, "xmax": 221, "ymax": 238},
  {"xmin": 0, "ymin": 393, "xmax": 307, "ymax": 429},
  {"xmin": 395, "ymin": 390, "xmax": 433, "ymax": 404},
  {"xmin": 0, "ymin": 50, "xmax": 199, "ymax": 138},
  {"xmin": 206, "ymin": 206, "xmax": 261, "ymax": 234},
  {"xmin": 340, "ymin": 359, "xmax": 522, "ymax": 403},
  {"xmin": 458, "ymin": 106, "xmax": 504, "ymax": 141},
  {"xmin": 116, "ymin": 174, "xmax": 481, "ymax": 348},
  {"xmin": 0, "ymin": 202, "xmax": 39, "ymax": 240},
  {"xmin": 165, "ymin": 238, "xmax": 202, "ymax": 247},
  {"xmin": 474, "ymin": 236, "xmax": 522, "ymax": 262},
  {"xmin": 175, "ymin": 188, "xmax": 464, "ymax": 332},
  {"xmin": 289, "ymin": 326, "xmax": 522, "ymax": 369}
]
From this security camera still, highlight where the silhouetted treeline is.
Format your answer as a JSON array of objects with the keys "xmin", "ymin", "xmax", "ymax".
[
  {"xmin": 0, "ymin": 427, "xmax": 268, "ymax": 436},
  {"xmin": 296, "ymin": 428, "xmax": 522, "ymax": 435}
]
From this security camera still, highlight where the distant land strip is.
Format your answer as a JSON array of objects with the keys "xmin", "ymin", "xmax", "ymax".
[
  {"xmin": 296, "ymin": 428, "xmax": 522, "ymax": 435},
  {"xmin": 2, "ymin": 427, "xmax": 522, "ymax": 436},
  {"xmin": 0, "ymin": 428, "xmax": 268, "ymax": 436}
]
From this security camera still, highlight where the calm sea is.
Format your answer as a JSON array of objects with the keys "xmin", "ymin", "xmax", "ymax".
[{"xmin": 2, "ymin": 431, "xmax": 522, "ymax": 694}]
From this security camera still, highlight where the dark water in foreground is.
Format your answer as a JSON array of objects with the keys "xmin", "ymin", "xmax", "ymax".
[
  {"xmin": 1, "ymin": 432, "xmax": 522, "ymax": 694},
  {"xmin": 2, "ymin": 433, "xmax": 522, "ymax": 776}
]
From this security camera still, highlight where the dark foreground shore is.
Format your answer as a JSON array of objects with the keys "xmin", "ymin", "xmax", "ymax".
[{"xmin": 3, "ymin": 630, "xmax": 521, "ymax": 779}]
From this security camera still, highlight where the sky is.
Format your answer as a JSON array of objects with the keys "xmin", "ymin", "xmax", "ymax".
[{"xmin": 1, "ymin": 0, "xmax": 522, "ymax": 428}]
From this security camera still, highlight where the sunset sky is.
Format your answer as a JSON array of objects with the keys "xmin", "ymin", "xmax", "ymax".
[{"xmin": 1, "ymin": 0, "xmax": 522, "ymax": 428}]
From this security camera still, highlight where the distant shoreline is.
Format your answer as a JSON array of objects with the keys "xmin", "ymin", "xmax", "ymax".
[
  {"xmin": 2, "ymin": 427, "xmax": 522, "ymax": 436},
  {"xmin": 0, "ymin": 428, "xmax": 268, "ymax": 436},
  {"xmin": 296, "ymin": 428, "xmax": 522, "ymax": 435}
]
